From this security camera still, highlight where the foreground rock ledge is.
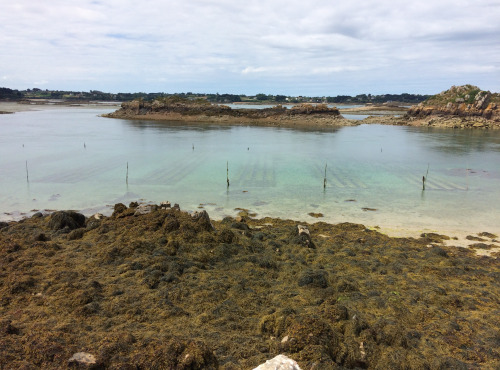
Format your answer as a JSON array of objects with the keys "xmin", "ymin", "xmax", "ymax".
[{"xmin": 1, "ymin": 204, "xmax": 499, "ymax": 368}]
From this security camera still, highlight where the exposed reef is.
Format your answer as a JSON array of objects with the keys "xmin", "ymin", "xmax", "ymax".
[
  {"xmin": 104, "ymin": 86, "xmax": 500, "ymax": 129},
  {"xmin": 404, "ymin": 85, "xmax": 500, "ymax": 129},
  {"xmin": 103, "ymin": 96, "xmax": 355, "ymax": 128},
  {"xmin": 1, "ymin": 203, "xmax": 499, "ymax": 369}
]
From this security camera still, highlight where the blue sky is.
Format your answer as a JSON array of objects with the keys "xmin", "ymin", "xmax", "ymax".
[{"xmin": 1, "ymin": 0, "xmax": 498, "ymax": 96}]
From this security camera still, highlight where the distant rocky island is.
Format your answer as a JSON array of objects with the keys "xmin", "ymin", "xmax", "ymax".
[
  {"xmin": 404, "ymin": 85, "xmax": 500, "ymax": 128},
  {"xmin": 104, "ymin": 85, "xmax": 500, "ymax": 129},
  {"xmin": 103, "ymin": 97, "xmax": 353, "ymax": 128}
]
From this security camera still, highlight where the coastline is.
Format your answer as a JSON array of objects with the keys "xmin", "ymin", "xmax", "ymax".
[
  {"xmin": 4, "ymin": 100, "xmax": 499, "ymax": 130},
  {"xmin": 2, "ymin": 202, "xmax": 499, "ymax": 257},
  {"xmin": 103, "ymin": 102, "xmax": 500, "ymax": 130},
  {"xmin": 1, "ymin": 203, "xmax": 499, "ymax": 368},
  {"xmin": 0, "ymin": 101, "xmax": 121, "ymax": 113}
]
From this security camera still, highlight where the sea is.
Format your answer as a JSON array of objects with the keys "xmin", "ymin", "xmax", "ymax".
[{"xmin": 1, "ymin": 105, "xmax": 500, "ymax": 242}]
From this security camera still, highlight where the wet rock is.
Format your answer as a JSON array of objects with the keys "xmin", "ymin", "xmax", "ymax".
[
  {"xmin": 469, "ymin": 243, "xmax": 493, "ymax": 249},
  {"xmin": 0, "ymin": 221, "xmax": 8, "ymax": 229},
  {"xmin": 173, "ymin": 203, "xmax": 180, "ymax": 210},
  {"xmin": 48, "ymin": 211, "xmax": 86, "ymax": 231},
  {"xmin": 253, "ymin": 354, "xmax": 301, "ymax": 370},
  {"xmin": 129, "ymin": 201, "xmax": 139, "ymax": 208},
  {"xmin": 308, "ymin": 212, "xmax": 324, "ymax": 218},
  {"xmin": 466, "ymin": 235, "xmax": 487, "ymax": 242},
  {"xmin": 191, "ymin": 210, "xmax": 214, "ymax": 231},
  {"xmin": 478, "ymin": 231, "xmax": 497, "ymax": 239},
  {"xmin": 112, "ymin": 203, "xmax": 127, "ymax": 217},
  {"xmin": 232, "ymin": 222, "xmax": 250, "ymax": 231},
  {"xmin": 420, "ymin": 232, "xmax": 451, "ymax": 243},
  {"xmin": 31, "ymin": 212, "xmax": 44, "ymax": 218}
]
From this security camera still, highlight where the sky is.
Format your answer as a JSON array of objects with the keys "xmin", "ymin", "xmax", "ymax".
[{"xmin": 0, "ymin": 0, "xmax": 499, "ymax": 96}]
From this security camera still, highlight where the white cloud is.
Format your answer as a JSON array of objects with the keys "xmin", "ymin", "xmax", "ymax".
[{"xmin": 0, "ymin": 0, "xmax": 499, "ymax": 94}]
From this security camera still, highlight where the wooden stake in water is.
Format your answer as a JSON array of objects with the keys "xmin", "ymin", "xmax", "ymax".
[
  {"xmin": 84, "ymin": 142, "xmax": 86, "ymax": 149},
  {"xmin": 126, "ymin": 162, "xmax": 129, "ymax": 184},
  {"xmin": 226, "ymin": 161, "xmax": 230, "ymax": 188},
  {"xmin": 422, "ymin": 164, "xmax": 429, "ymax": 191},
  {"xmin": 422, "ymin": 176, "xmax": 426, "ymax": 191},
  {"xmin": 323, "ymin": 163, "xmax": 327, "ymax": 189},
  {"xmin": 25, "ymin": 160, "xmax": 29, "ymax": 182}
]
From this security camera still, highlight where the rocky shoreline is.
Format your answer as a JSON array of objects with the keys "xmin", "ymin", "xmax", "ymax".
[
  {"xmin": 1, "ymin": 202, "xmax": 499, "ymax": 368},
  {"xmin": 102, "ymin": 86, "xmax": 500, "ymax": 130},
  {"xmin": 103, "ymin": 98, "xmax": 356, "ymax": 128}
]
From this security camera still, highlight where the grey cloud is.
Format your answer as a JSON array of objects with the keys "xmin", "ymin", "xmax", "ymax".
[{"xmin": 0, "ymin": 0, "xmax": 498, "ymax": 94}]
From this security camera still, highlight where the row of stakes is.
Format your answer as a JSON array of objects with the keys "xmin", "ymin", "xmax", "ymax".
[{"xmin": 22, "ymin": 142, "xmax": 453, "ymax": 191}]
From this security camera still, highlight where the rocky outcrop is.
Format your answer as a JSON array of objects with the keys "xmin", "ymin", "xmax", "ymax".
[
  {"xmin": 104, "ymin": 97, "xmax": 352, "ymax": 128},
  {"xmin": 407, "ymin": 85, "xmax": 500, "ymax": 121}
]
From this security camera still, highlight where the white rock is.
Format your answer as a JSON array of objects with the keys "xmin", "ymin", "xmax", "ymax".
[
  {"xmin": 68, "ymin": 352, "xmax": 96, "ymax": 365},
  {"xmin": 253, "ymin": 354, "xmax": 301, "ymax": 370},
  {"xmin": 297, "ymin": 225, "xmax": 310, "ymax": 236},
  {"xmin": 160, "ymin": 201, "xmax": 171, "ymax": 209},
  {"xmin": 134, "ymin": 204, "xmax": 154, "ymax": 215}
]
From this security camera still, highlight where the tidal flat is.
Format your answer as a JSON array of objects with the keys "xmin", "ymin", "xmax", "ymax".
[{"xmin": 1, "ymin": 204, "xmax": 499, "ymax": 369}]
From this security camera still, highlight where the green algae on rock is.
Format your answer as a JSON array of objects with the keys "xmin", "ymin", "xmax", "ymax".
[{"xmin": 1, "ymin": 204, "xmax": 499, "ymax": 368}]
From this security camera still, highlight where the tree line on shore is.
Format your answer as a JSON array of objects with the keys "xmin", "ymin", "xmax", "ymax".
[{"xmin": 0, "ymin": 87, "xmax": 429, "ymax": 104}]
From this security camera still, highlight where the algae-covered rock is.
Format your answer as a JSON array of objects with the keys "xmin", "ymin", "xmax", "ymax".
[
  {"xmin": 48, "ymin": 211, "xmax": 85, "ymax": 231},
  {"xmin": 1, "ymin": 207, "xmax": 500, "ymax": 369},
  {"xmin": 297, "ymin": 269, "xmax": 329, "ymax": 288}
]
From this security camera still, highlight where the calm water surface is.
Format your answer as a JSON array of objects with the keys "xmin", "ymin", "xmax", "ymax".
[{"xmin": 1, "ymin": 107, "xmax": 500, "ymax": 237}]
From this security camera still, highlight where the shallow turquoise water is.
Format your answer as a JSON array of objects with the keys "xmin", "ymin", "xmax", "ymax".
[{"xmin": 1, "ymin": 107, "xmax": 500, "ymax": 236}]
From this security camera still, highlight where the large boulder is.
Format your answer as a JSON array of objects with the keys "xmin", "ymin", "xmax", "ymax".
[{"xmin": 48, "ymin": 211, "xmax": 85, "ymax": 231}]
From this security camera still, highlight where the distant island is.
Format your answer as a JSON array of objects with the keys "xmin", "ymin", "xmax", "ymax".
[
  {"xmin": 103, "ymin": 97, "xmax": 354, "ymax": 128},
  {"xmin": 405, "ymin": 85, "xmax": 500, "ymax": 128},
  {"xmin": 104, "ymin": 85, "xmax": 500, "ymax": 129}
]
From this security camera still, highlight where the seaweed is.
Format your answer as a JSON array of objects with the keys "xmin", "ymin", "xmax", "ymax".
[{"xmin": 0, "ymin": 204, "xmax": 499, "ymax": 368}]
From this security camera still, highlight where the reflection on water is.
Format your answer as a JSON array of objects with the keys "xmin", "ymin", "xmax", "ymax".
[
  {"xmin": 1, "ymin": 108, "xmax": 499, "ymax": 236},
  {"xmin": 409, "ymin": 126, "xmax": 500, "ymax": 155}
]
